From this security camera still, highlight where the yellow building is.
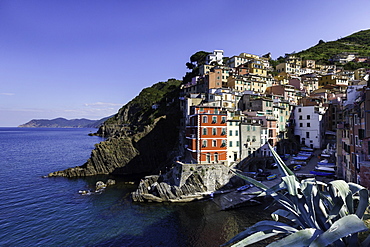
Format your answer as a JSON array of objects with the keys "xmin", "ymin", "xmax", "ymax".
[
  {"xmin": 245, "ymin": 59, "xmax": 267, "ymax": 76},
  {"xmin": 276, "ymin": 63, "xmax": 301, "ymax": 75},
  {"xmin": 318, "ymin": 74, "xmax": 349, "ymax": 87},
  {"xmin": 226, "ymin": 74, "xmax": 267, "ymax": 94}
]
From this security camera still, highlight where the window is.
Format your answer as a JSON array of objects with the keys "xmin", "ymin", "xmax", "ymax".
[
  {"xmin": 236, "ymin": 141, "xmax": 239, "ymax": 147},
  {"xmin": 202, "ymin": 140, "xmax": 207, "ymax": 147},
  {"xmin": 221, "ymin": 116, "xmax": 226, "ymax": 123},
  {"xmin": 307, "ymin": 123, "xmax": 310, "ymax": 127},
  {"xmin": 306, "ymin": 132, "xmax": 310, "ymax": 138},
  {"xmin": 299, "ymin": 115, "xmax": 302, "ymax": 120},
  {"xmin": 229, "ymin": 141, "xmax": 233, "ymax": 147},
  {"xmin": 269, "ymin": 130, "xmax": 273, "ymax": 137},
  {"xmin": 203, "ymin": 116, "xmax": 208, "ymax": 123},
  {"xmin": 206, "ymin": 153, "xmax": 211, "ymax": 163},
  {"xmin": 221, "ymin": 128, "xmax": 226, "ymax": 135},
  {"xmin": 203, "ymin": 128, "xmax": 207, "ymax": 135},
  {"xmin": 221, "ymin": 140, "xmax": 226, "ymax": 147},
  {"xmin": 212, "ymin": 128, "xmax": 217, "ymax": 135},
  {"xmin": 212, "ymin": 140, "xmax": 217, "ymax": 147},
  {"xmin": 212, "ymin": 116, "xmax": 217, "ymax": 123},
  {"xmin": 307, "ymin": 115, "xmax": 310, "ymax": 120},
  {"xmin": 235, "ymin": 130, "xmax": 239, "ymax": 136},
  {"xmin": 252, "ymin": 136, "xmax": 256, "ymax": 142},
  {"xmin": 300, "ymin": 123, "xmax": 303, "ymax": 127},
  {"xmin": 229, "ymin": 130, "xmax": 233, "ymax": 136}
]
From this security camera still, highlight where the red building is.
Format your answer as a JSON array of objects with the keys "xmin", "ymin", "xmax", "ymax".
[{"xmin": 185, "ymin": 106, "xmax": 227, "ymax": 164}]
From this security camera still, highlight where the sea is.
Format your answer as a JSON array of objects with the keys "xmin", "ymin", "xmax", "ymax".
[{"xmin": 0, "ymin": 127, "xmax": 272, "ymax": 247}]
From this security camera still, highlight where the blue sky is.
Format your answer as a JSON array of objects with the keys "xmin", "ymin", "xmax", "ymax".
[{"xmin": 1, "ymin": 0, "xmax": 370, "ymax": 126}]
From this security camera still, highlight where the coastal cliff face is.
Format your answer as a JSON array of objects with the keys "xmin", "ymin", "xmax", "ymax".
[{"xmin": 48, "ymin": 79, "xmax": 182, "ymax": 177}]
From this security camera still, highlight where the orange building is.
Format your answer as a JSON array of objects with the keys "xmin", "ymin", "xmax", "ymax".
[{"xmin": 185, "ymin": 106, "xmax": 227, "ymax": 164}]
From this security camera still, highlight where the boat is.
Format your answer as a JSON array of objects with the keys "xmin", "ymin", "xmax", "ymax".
[
  {"xmin": 237, "ymin": 184, "xmax": 251, "ymax": 192},
  {"xmin": 310, "ymin": 170, "xmax": 335, "ymax": 176},
  {"xmin": 316, "ymin": 164, "xmax": 336, "ymax": 169},
  {"xmin": 290, "ymin": 160, "xmax": 307, "ymax": 165},
  {"xmin": 320, "ymin": 153, "xmax": 331, "ymax": 159},
  {"xmin": 298, "ymin": 151, "xmax": 313, "ymax": 157},
  {"xmin": 301, "ymin": 147, "xmax": 314, "ymax": 152},
  {"xmin": 315, "ymin": 166, "xmax": 336, "ymax": 172},
  {"xmin": 317, "ymin": 161, "xmax": 335, "ymax": 166},
  {"xmin": 296, "ymin": 173, "xmax": 315, "ymax": 179},
  {"xmin": 266, "ymin": 174, "xmax": 278, "ymax": 180},
  {"xmin": 293, "ymin": 165, "xmax": 302, "ymax": 171},
  {"xmin": 293, "ymin": 155, "xmax": 310, "ymax": 161}
]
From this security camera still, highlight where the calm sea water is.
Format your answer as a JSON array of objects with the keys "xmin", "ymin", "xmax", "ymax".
[{"xmin": 0, "ymin": 128, "xmax": 272, "ymax": 247}]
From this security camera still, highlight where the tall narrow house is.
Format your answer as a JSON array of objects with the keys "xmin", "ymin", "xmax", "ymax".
[{"xmin": 185, "ymin": 106, "xmax": 227, "ymax": 164}]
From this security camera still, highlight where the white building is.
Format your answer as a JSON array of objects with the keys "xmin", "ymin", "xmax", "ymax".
[
  {"xmin": 294, "ymin": 106, "xmax": 326, "ymax": 149},
  {"xmin": 276, "ymin": 63, "xmax": 301, "ymax": 75},
  {"xmin": 206, "ymin": 50, "xmax": 224, "ymax": 65},
  {"xmin": 227, "ymin": 119, "xmax": 240, "ymax": 166},
  {"xmin": 207, "ymin": 88, "xmax": 242, "ymax": 110}
]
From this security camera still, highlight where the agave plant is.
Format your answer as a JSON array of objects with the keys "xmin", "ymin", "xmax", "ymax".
[{"xmin": 223, "ymin": 144, "xmax": 370, "ymax": 247}]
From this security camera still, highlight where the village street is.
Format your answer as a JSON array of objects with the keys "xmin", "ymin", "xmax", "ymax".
[{"xmin": 287, "ymin": 149, "xmax": 335, "ymax": 184}]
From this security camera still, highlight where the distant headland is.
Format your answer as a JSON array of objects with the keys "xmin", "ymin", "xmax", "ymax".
[{"xmin": 18, "ymin": 117, "xmax": 109, "ymax": 128}]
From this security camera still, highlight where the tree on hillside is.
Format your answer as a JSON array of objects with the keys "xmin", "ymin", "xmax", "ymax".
[
  {"xmin": 189, "ymin": 51, "xmax": 210, "ymax": 67},
  {"xmin": 183, "ymin": 51, "xmax": 210, "ymax": 84}
]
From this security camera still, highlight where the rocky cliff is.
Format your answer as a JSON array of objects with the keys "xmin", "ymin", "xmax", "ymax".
[
  {"xmin": 48, "ymin": 79, "xmax": 182, "ymax": 177},
  {"xmin": 131, "ymin": 163, "xmax": 234, "ymax": 202}
]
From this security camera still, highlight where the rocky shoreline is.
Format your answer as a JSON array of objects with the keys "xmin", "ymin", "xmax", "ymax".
[{"xmin": 131, "ymin": 162, "xmax": 234, "ymax": 203}]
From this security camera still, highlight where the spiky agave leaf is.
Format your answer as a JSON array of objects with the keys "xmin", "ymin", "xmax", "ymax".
[
  {"xmin": 229, "ymin": 169, "xmax": 269, "ymax": 191},
  {"xmin": 348, "ymin": 183, "xmax": 370, "ymax": 219},
  {"xmin": 300, "ymin": 179, "xmax": 321, "ymax": 227},
  {"xmin": 271, "ymin": 208, "xmax": 305, "ymax": 227},
  {"xmin": 266, "ymin": 228, "xmax": 323, "ymax": 247},
  {"xmin": 230, "ymin": 231, "xmax": 278, "ymax": 247},
  {"xmin": 310, "ymin": 214, "xmax": 368, "ymax": 247},
  {"xmin": 267, "ymin": 143, "xmax": 295, "ymax": 177},
  {"xmin": 222, "ymin": 220, "xmax": 297, "ymax": 247},
  {"xmin": 329, "ymin": 180, "xmax": 352, "ymax": 214}
]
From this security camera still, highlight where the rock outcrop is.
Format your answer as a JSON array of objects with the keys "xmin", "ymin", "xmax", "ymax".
[
  {"xmin": 131, "ymin": 163, "xmax": 234, "ymax": 202},
  {"xmin": 48, "ymin": 79, "xmax": 182, "ymax": 177}
]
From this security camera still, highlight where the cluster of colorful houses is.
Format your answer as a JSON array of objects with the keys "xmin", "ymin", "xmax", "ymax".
[{"xmin": 177, "ymin": 50, "xmax": 370, "ymax": 189}]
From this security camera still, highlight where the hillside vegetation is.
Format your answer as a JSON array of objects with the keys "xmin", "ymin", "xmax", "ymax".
[
  {"xmin": 99, "ymin": 78, "xmax": 181, "ymax": 136},
  {"xmin": 295, "ymin": 29, "xmax": 370, "ymax": 63}
]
